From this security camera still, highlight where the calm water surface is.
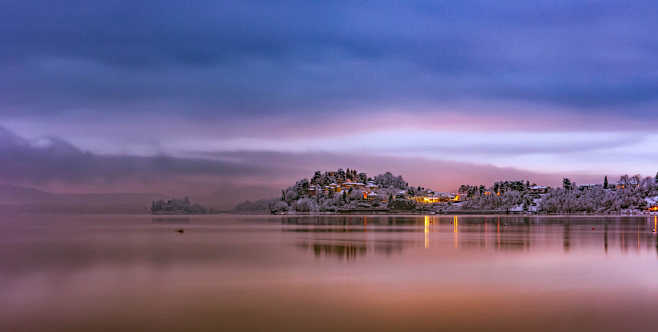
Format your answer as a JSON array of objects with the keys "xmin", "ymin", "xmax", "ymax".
[{"xmin": 1, "ymin": 214, "xmax": 658, "ymax": 331}]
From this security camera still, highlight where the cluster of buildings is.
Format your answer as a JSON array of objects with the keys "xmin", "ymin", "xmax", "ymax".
[
  {"xmin": 410, "ymin": 190, "xmax": 461, "ymax": 204},
  {"xmin": 579, "ymin": 176, "xmax": 641, "ymax": 191},
  {"xmin": 308, "ymin": 180, "xmax": 381, "ymax": 200},
  {"xmin": 305, "ymin": 175, "xmax": 462, "ymax": 203}
]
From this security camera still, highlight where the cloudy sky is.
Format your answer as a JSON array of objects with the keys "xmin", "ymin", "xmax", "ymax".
[{"xmin": 1, "ymin": 0, "xmax": 657, "ymax": 206}]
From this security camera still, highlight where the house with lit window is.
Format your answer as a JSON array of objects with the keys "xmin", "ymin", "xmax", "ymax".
[
  {"xmin": 328, "ymin": 183, "xmax": 341, "ymax": 192},
  {"xmin": 342, "ymin": 182, "xmax": 366, "ymax": 191},
  {"xmin": 616, "ymin": 177, "xmax": 640, "ymax": 190},
  {"xmin": 646, "ymin": 196, "xmax": 658, "ymax": 212},
  {"xmin": 412, "ymin": 195, "xmax": 440, "ymax": 204}
]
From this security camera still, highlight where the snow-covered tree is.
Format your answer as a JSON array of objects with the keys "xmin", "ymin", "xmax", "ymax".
[
  {"xmin": 336, "ymin": 168, "xmax": 346, "ymax": 182},
  {"xmin": 310, "ymin": 171, "xmax": 322, "ymax": 185},
  {"xmin": 562, "ymin": 178, "xmax": 572, "ymax": 190},
  {"xmin": 269, "ymin": 201, "xmax": 290, "ymax": 213},
  {"xmin": 349, "ymin": 189, "xmax": 365, "ymax": 201},
  {"xmin": 374, "ymin": 172, "xmax": 407, "ymax": 189},
  {"xmin": 293, "ymin": 198, "xmax": 318, "ymax": 212},
  {"xmin": 537, "ymin": 177, "xmax": 658, "ymax": 214},
  {"xmin": 358, "ymin": 172, "xmax": 368, "ymax": 183}
]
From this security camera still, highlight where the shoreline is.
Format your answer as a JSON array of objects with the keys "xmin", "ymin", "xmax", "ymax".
[{"xmin": 153, "ymin": 212, "xmax": 657, "ymax": 218}]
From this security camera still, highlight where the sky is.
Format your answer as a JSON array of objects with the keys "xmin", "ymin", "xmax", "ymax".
[{"xmin": 1, "ymin": 0, "xmax": 657, "ymax": 207}]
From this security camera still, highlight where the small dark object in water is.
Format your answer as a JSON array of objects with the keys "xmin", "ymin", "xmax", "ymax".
[{"xmin": 176, "ymin": 229, "xmax": 184, "ymax": 234}]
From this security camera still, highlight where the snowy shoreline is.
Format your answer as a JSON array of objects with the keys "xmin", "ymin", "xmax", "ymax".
[{"xmin": 256, "ymin": 212, "xmax": 657, "ymax": 218}]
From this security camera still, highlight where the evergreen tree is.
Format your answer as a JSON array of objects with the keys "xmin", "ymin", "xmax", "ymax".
[
  {"xmin": 604, "ymin": 176, "xmax": 608, "ymax": 189},
  {"xmin": 311, "ymin": 171, "xmax": 322, "ymax": 185},
  {"xmin": 562, "ymin": 178, "xmax": 572, "ymax": 190},
  {"xmin": 358, "ymin": 172, "xmax": 368, "ymax": 184}
]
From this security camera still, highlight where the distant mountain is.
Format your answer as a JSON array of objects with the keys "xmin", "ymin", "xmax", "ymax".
[
  {"xmin": 0, "ymin": 184, "xmax": 54, "ymax": 203},
  {"xmin": 0, "ymin": 184, "xmax": 168, "ymax": 214}
]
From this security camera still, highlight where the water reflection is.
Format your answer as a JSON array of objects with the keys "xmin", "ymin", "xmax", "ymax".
[
  {"xmin": 453, "ymin": 215, "xmax": 458, "ymax": 249},
  {"xmin": 151, "ymin": 217, "xmax": 191, "ymax": 224},
  {"xmin": 604, "ymin": 223, "xmax": 608, "ymax": 254},
  {"xmin": 289, "ymin": 215, "xmax": 658, "ymax": 258},
  {"xmin": 424, "ymin": 216, "xmax": 430, "ymax": 248},
  {"xmin": 297, "ymin": 241, "xmax": 368, "ymax": 260},
  {"xmin": 281, "ymin": 215, "xmax": 438, "ymax": 226},
  {"xmin": 296, "ymin": 239, "xmax": 407, "ymax": 260},
  {"xmin": 2, "ymin": 214, "xmax": 658, "ymax": 332}
]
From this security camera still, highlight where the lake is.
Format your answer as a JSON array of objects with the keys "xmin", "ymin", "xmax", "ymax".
[{"xmin": 1, "ymin": 214, "xmax": 657, "ymax": 331}]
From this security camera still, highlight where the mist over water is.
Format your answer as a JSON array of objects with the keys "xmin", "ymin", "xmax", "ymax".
[{"xmin": 1, "ymin": 214, "xmax": 657, "ymax": 332}]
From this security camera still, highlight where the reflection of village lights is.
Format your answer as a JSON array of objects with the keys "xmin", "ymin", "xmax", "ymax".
[
  {"xmin": 424, "ymin": 216, "xmax": 430, "ymax": 248},
  {"xmin": 637, "ymin": 224, "xmax": 640, "ymax": 249},
  {"xmin": 497, "ymin": 216, "xmax": 501, "ymax": 249},
  {"xmin": 453, "ymin": 216, "xmax": 459, "ymax": 248}
]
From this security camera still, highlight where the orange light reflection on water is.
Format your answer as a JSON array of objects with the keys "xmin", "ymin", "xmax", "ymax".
[
  {"xmin": 424, "ymin": 216, "xmax": 430, "ymax": 248},
  {"xmin": 497, "ymin": 216, "xmax": 501, "ymax": 249},
  {"xmin": 453, "ymin": 216, "xmax": 459, "ymax": 248}
]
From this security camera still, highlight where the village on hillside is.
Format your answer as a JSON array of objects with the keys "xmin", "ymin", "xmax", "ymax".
[{"xmin": 264, "ymin": 169, "xmax": 658, "ymax": 215}]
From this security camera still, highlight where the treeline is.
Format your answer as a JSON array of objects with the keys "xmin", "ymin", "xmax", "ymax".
[
  {"xmin": 459, "ymin": 174, "xmax": 658, "ymax": 214},
  {"xmin": 459, "ymin": 180, "xmax": 533, "ymax": 198},
  {"xmin": 540, "ymin": 175, "xmax": 658, "ymax": 214},
  {"xmin": 310, "ymin": 168, "xmax": 368, "ymax": 186}
]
